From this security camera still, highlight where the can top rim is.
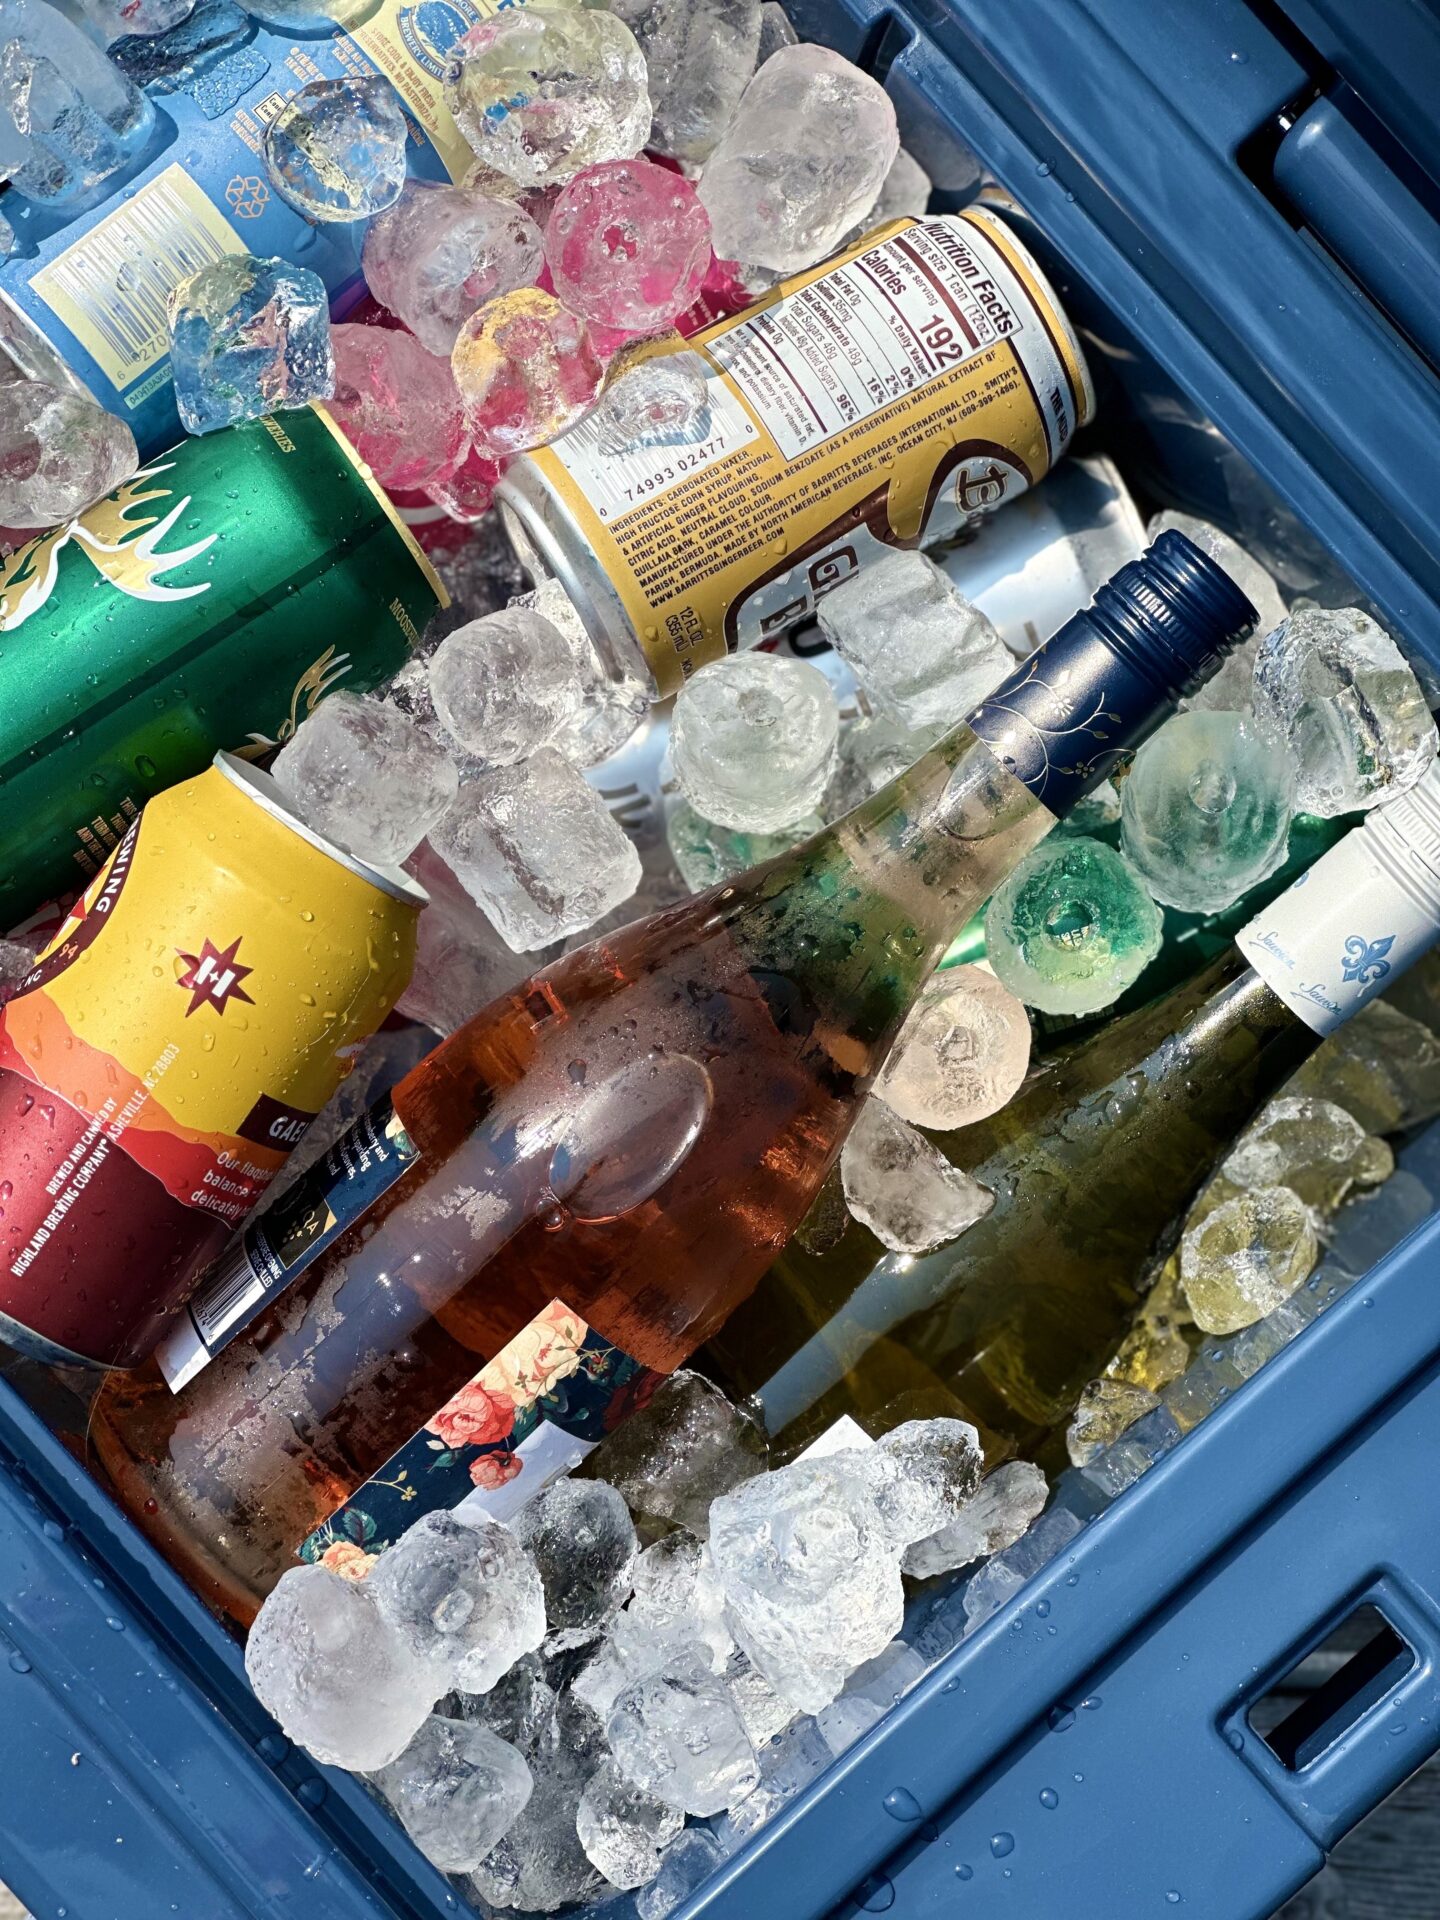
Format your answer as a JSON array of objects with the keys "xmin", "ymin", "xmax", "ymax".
[{"xmin": 213, "ymin": 754, "xmax": 429, "ymax": 910}]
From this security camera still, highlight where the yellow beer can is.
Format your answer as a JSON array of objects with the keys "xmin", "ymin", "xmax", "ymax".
[
  {"xmin": 498, "ymin": 208, "xmax": 1095, "ymax": 698},
  {"xmin": 0, "ymin": 754, "xmax": 426, "ymax": 1368}
]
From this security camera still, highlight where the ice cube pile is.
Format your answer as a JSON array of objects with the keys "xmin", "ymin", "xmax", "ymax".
[{"xmin": 245, "ymin": 1372, "xmax": 1054, "ymax": 1914}]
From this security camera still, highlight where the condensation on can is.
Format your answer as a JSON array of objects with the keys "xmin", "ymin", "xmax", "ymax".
[
  {"xmin": 0, "ymin": 754, "xmax": 426, "ymax": 1369},
  {"xmin": 499, "ymin": 208, "xmax": 1095, "ymax": 699}
]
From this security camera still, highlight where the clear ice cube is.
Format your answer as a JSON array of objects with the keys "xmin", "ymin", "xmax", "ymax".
[
  {"xmin": 585, "ymin": 1370, "xmax": 768, "ymax": 1538},
  {"xmin": 594, "ymin": 350, "xmax": 713, "ymax": 455},
  {"xmin": 614, "ymin": 0, "xmax": 760, "ymax": 165},
  {"xmin": 470, "ymin": 1692, "xmax": 608, "ymax": 1914},
  {"xmin": 374, "ymin": 1713, "xmax": 533, "ymax": 1873},
  {"xmin": 1181, "ymin": 1187, "xmax": 1319, "ymax": 1335},
  {"xmin": 1119, "ymin": 709, "xmax": 1296, "ymax": 914},
  {"xmin": 607, "ymin": 1642, "xmax": 759, "ymax": 1814},
  {"xmin": 396, "ymin": 837, "xmax": 541, "ymax": 1037},
  {"xmin": 902, "ymin": 1460, "xmax": 1049, "ymax": 1579},
  {"xmin": 0, "ymin": 377, "xmax": 136, "ymax": 526},
  {"xmin": 666, "ymin": 800, "xmax": 821, "ymax": 894},
  {"xmin": 1222, "ymin": 1094, "xmax": 1393, "ymax": 1217},
  {"xmin": 546, "ymin": 157, "xmax": 714, "ymax": 334},
  {"xmin": 427, "ymin": 606, "xmax": 588, "ymax": 769},
  {"xmin": 452, "ymin": 287, "xmax": 606, "ymax": 455},
  {"xmin": 756, "ymin": 0, "xmax": 797, "ymax": 62},
  {"xmin": 1147, "ymin": 511, "xmax": 1287, "ymax": 713},
  {"xmin": 445, "ymin": 6, "xmax": 652, "ymax": 188},
  {"xmin": 984, "ymin": 836, "xmax": 1165, "ymax": 1016},
  {"xmin": 1, "ymin": 0, "xmax": 155, "ymax": 203},
  {"xmin": 511, "ymin": 1478, "xmax": 638, "ymax": 1651},
  {"xmin": 1252, "ymin": 606, "xmax": 1439, "ymax": 816},
  {"xmin": 635, "ymin": 1828, "xmax": 725, "ymax": 1920},
  {"xmin": 365, "ymin": 1510, "xmax": 547, "ymax": 1696},
  {"xmin": 432, "ymin": 747, "xmax": 642, "ymax": 951},
  {"xmin": 866, "ymin": 1417, "xmax": 983, "ymax": 1551},
  {"xmin": 271, "ymin": 690, "xmax": 458, "ymax": 869},
  {"xmin": 261, "ymin": 75, "xmax": 408, "ymax": 223},
  {"xmin": 362, "ymin": 180, "xmax": 545, "ymax": 358},
  {"xmin": 1066, "ymin": 1378, "xmax": 1161, "ymax": 1468},
  {"xmin": 244, "ymin": 1564, "xmax": 434, "ymax": 1772},
  {"xmin": 840, "ymin": 1096, "xmax": 994, "ymax": 1255},
  {"xmin": 167, "ymin": 252, "xmax": 334, "ymax": 435},
  {"xmin": 817, "ymin": 551, "xmax": 1010, "ymax": 734},
  {"xmin": 874, "ymin": 964, "xmax": 1032, "ymax": 1131},
  {"xmin": 670, "ymin": 652, "xmax": 840, "ymax": 833},
  {"xmin": 329, "ymin": 323, "xmax": 467, "ymax": 495},
  {"xmin": 698, "ymin": 43, "xmax": 898, "ymax": 273},
  {"xmin": 576, "ymin": 1759, "xmax": 684, "ymax": 1890},
  {"xmin": 708, "ymin": 1451, "xmax": 905, "ymax": 1715}
]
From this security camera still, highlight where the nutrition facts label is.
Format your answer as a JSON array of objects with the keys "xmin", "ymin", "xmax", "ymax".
[{"xmin": 706, "ymin": 219, "xmax": 1024, "ymax": 461}]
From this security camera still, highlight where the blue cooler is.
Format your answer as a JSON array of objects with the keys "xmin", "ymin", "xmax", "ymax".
[{"xmin": 3, "ymin": 4, "xmax": 1440, "ymax": 1918}]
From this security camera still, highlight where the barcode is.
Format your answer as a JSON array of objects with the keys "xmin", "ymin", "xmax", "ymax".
[
  {"xmin": 38, "ymin": 172, "xmax": 238, "ymax": 388},
  {"xmin": 191, "ymin": 1240, "xmax": 267, "ymax": 1349}
]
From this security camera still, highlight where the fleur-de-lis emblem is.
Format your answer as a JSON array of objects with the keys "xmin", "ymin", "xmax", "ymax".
[{"xmin": 1341, "ymin": 933, "xmax": 1395, "ymax": 986}]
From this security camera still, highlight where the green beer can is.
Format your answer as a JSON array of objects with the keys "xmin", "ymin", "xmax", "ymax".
[{"xmin": 0, "ymin": 405, "xmax": 447, "ymax": 920}]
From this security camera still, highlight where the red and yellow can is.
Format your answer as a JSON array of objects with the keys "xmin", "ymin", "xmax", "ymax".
[{"xmin": 0, "ymin": 754, "xmax": 426, "ymax": 1367}]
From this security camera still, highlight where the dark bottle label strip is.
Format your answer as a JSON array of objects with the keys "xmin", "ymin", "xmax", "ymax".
[
  {"xmin": 299, "ymin": 1300, "xmax": 664, "ymax": 1570},
  {"xmin": 155, "ymin": 1099, "xmax": 419, "ymax": 1392}
]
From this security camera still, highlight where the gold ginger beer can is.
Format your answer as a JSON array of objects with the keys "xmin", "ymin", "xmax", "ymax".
[
  {"xmin": 0, "ymin": 754, "xmax": 426, "ymax": 1368},
  {"xmin": 498, "ymin": 208, "xmax": 1095, "ymax": 698}
]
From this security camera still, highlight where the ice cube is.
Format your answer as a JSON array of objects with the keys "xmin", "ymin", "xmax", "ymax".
[
  {"xmin": 815, "ymin": 1691, "xmax": 884, "ymax": 1757},
  {"xmin": 840, "ymin": 1097, "xmax": 994, "ymax": 1255},
  {"xmin": 329, "ymin": 324, "xmax": 467, "ymax": 495},
  {"xmin": 635, "ymin": 1828, "xmax": 725, "ymax": 1920},
  {"xmin": 902, "ymin": 1460, "xmax": 1049, "ymax": 1579},
  {"xmin": 454, "ymin": 1651, "xmax": 556, "ymax": 1751},
  {"xmin": 1120, "ymin": 709, "xmax": 1296, "ymax": 914},
  {"xmin": 261, "ymin": 75, "xmax": 407, "ymax": 223},
  {"xmin": 511, "ymin": 1478, "xmax": 637, "ymax": 1651},
  {"xmin": 1252, "ymin": 606, "xmax": 1438, "ymax": 816},
  {"xmin": 708, "ymin": 1452, "xmax": 905, "ymax": 1715},
  {"xmin": 698, "ymin": 43, "xmax": 898, "ymax": 273},
  {"xmin": 1104, "ymin": 1312, "xmax": 1192, "ymax": 1394},
  {"xmin": 427, "ymin": 606, "xmax": 588, "ymax": 769},
  {"xmin": 670, "ymin": 652, "xmax": 840, "ymax": 834},
  {"xmin": 960, "ymin": 1506, "xmax": 1084, "ymax": 1631},
  {"xmin": 585, "ymin": 1369, "xmax": 768, "ymax": 1538},
  {"xmin": 1065, "ymin": 1378, "xmax": 1161, "ymax": 1468},
  {"xmin": 577, "ymin": 1759, "xmax": 684, "ymax": 1889},
  {"xmin": 1222, "ymin": 1095, "xmax": 1393, "ymax": 1217},
  {"xmin": 1, "ymin": 1, "xmax": 155, "ymax": 203},
  {"xmin": 868, "ymin": 147, "xmax": 932, "ymax": 226},
  {"xmin": 362, "ymin": 181, "xmax": 545, "ymax": 358},
  {"xmin": 756, "ymin": 0, "xmax": 796, "ymax": 62},
  {"xmin": 431, "ymin": 748, "xmax": 643, "ymax": 951},
  {"xmin": 984, "ymin": 836, "xmax": 1165, "ymax": 1016},
  {"xmin": 79, "ymin": 0, "xmax": 196, "ymax": 39},
  {"xmin": 452, "ymin": 288, "xmax": 607, "ymax": 456},
  {"xmin": 866, "ymin": 1417, "xmax": 983, "ymax": 1550},
  {"xmin": 594, "ymin": 350, "xmax": 712, "ymax": 455},
  {"xmin": 607, "ymin": 1641, "xmax": 758, "ymax": 1814},
  {"xmin": 365, "ymin": 1510, "xmax": 546, "ymax": 1696},
  {"xmin": 724, "ymin": 1648, "xmax": 795, "ymax": 1746},
  {"xmin": 0, "ymin": 378, "xmax": 136, "ymax": 526},
  {"xmin": 271, "ymin": 690, "xmax": 458, "ymax": 868},
  {"xmin": 1181, "ymin": 1187, "xmax": 1319, "ymax": 1335},
  {"xmin": 666, "ymin": 800, "xmax": 821, "ymax": 894},
  {"xmin": 574, "ymin": 1534, "xmax": 734, "ymax": 1720},
  {"xmin": 374, "ymin": 1712, "xmax": 533, "ymax": 1873},
  {"xmin": 0, "ymin": 939, "xmax": 36, "ymax": 1001},
  {"xmin": 396, "ymin": 837, "xmax": 542, "ymax": 1036},
  {"xmin": 108, "ymin": 0, "xmax": 249, "ymax": 94},
  {"xmin": 824, "ymin": 710, "xmax": 939, "ymax": 817},
  {"xmin": 546, "ymin": 158, "xmax": 713, "ymax": 334},
  {"xmin": 874, "ymin": 965, "xmax": 1032, "ymax": 1131},
  {"xmin": 521, "ymin": 575, "xmax": 651, "ymax": 769},
  {"xmin": 1296, "ymin": 1000, "xmax": 1440, "ymax": 1133},
  {"xmin": 434, "ymin": 516, "xmax": 531, "ymax": 629},
  {"xmin": 167, "ymin": 253, "xmax": 334, "ymax": 435},
  {"xmin": 817, "ymin": 551, "xmax": 1010, "ymax": 734},
  {"xmin": 613, "ymin": 0, "xmax": 760, "ymax": 165},
  {"xmin": 470, "ymin": 1692, "xmax": 608, "ymax": 1913},
  {"xmin": 244, "ymin": 1564, "xmax": 434, "ymax": 1772},
  {"xmin": 445, "ymin": 6, "xmax": 652, "ymax": 188},
  {"xmin": 1147, "ymin": 511, "xmax": 1287, "ymax": 713}
]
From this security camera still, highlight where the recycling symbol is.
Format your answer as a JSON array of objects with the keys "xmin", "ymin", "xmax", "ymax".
[{"xmin": 225, "ymin": 175, "xmax": 270, "ymax": 219}]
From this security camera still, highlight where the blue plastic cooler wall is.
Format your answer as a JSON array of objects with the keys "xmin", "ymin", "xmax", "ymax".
[{"xmin": 2, "ymin": 4, "xmax": 1440, "ymax": 1920}]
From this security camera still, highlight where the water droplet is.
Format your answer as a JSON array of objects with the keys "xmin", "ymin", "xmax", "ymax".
[
  {"xmin": 955, "ymin": 1863, "xmax": 974, "ymax": 1881},
  {"xmin": 941, "ymin": 1677, "xmax": 960, "ymax": 1694},
  {"xmin": 257, "ymin": 1733, "xmax": 289, "ymax": 1764},
  {"xmin": 298, "ymin": 1778, "xmax": 327, "ymax": 1808},
  {"xmin": 1227, "ymin": 1729, "xmax": 1245, "ymax": 1752},
  {"xmin": 990, "ymin": 1832, "xmax": 1015, "ymax": 1859},
  {"xmin": 1047, "ymin": 1704, "xmax": 1075, "ymax": 1732},
  {"xmin": 8, "ymin": 1650, "xmax": 30, "ymax": 1673},
  {"xmin": 1390, "ymin": 1721, "xmax": 1407, "ymax": 1736},
  {"xmin": 41, "ymin": 1519, "xmax": 64, "ymax": 1542},
  {"xmin": 1363, "ymin": 1297, "xmax": 1374, "ymax": 1308},
  {"xmin": 1036, "ymin": 159, "xmax": 1053, "ymax": 177},
  {"xmin": 1081, "ymin": 1694, "xmax": 1103, "ymax": 1711},
  {"xmin": 1036, "ymin": 1599, "xmax": 1051, "ymax": 1618},
  {"xmin": 1040, "ymin": 1787, "xmax": 1059, "ymax": 1809},
  {"xmin": 1066, "ymin": 1572, "xmax": 1079, "ymax": 1587},
  {"xmin": 857, "ymin": 1872, "xmax": 896, "ymax": 1912},
  {"xmin": 882, "ymin": 1786, "xmax": 923, "ymax": 1823},
  {"xmin": 1167, "ymin": 1893, "xmax": 1182, "ymax": 1905},
  {"xmin": 1073, "ymin": 1772, "xmax": 1084, "ymax": 1783},
  {"xmin": 105, "ymin": 1616, "xmax": 125, "ymax": 1632}
]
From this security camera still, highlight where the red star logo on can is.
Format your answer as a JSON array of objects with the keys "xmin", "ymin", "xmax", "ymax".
[{"xmin": 175, "ymin": 935, "xmax": 255, "ymax": 1018}]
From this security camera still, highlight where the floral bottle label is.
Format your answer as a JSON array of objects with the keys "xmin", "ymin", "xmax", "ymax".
[{"xmin": 299, "ymin": 1300, "xmax": 664, "ymax": 1574}]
